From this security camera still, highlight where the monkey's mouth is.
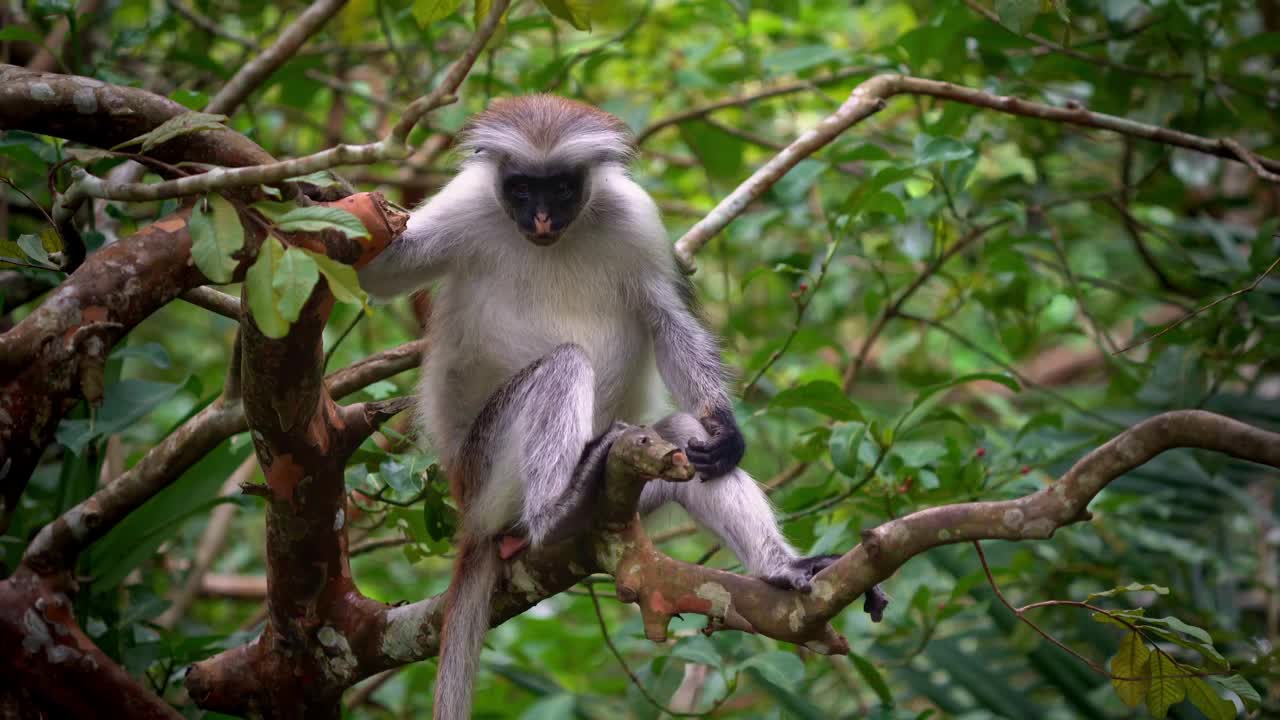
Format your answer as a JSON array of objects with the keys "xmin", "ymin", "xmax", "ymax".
[{"xmin": 524, "ymin": 231, "xmax": 561, "ymax": 247}]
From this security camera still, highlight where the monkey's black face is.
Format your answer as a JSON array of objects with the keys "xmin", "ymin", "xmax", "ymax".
[{"xmin": 499, "ymin": 168, "xmax": 586, "ymax": 246}]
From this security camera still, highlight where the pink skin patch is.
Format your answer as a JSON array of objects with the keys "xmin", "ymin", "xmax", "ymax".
[{"xmin": 498, "ymin": 534, "xmax": 529, "ymax": 560}]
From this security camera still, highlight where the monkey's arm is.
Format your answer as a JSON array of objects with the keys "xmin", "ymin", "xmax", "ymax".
[
  {"xmin": 642, "ymin": 271, "xmax": 745, "ymax": 478},
  {"xmin": 356, "ymin": 167, "xmax": 491, "ymax": 299}
]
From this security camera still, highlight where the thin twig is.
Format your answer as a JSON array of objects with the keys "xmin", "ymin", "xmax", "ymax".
[
  {"xmin": 205, "ymin": 0, "xmax": 347, "ymax": 116},
  {"xmin": 585, "ymin": 584, "xmax": 732, "ymax": 717},
  {"xmin": 973, "ymin": 541, "xmax": 1222, "ymax": 682},
  {"xmin": 1114, "ymin": 248, "xmax": 1280, "ymax": 355}
]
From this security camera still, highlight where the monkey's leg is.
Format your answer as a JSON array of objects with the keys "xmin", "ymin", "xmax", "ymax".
[
  {"xmin": 647, "ymin": 414, "xmax": 889, "ymax": 619},
  {"xmin": 462, "ymin": 343, "xmax": 609, "ymax": 549}
]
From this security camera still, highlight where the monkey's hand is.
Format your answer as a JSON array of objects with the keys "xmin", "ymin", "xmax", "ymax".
[{"xmin": 686, "ymin": 408, "xmax": 745, "ymax": 480}]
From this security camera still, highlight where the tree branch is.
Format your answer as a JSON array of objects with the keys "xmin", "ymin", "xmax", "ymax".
[
  {"xmin": 62, "ymin": 0, "xmax": 511, "ymax": 204},
  {"xmin": 673, "ymin": 74, "xmax": 1280, "ymax": 269},
  {"xmin": 204, "ymin": 0, "xmax": 347, "ymax": 116}
]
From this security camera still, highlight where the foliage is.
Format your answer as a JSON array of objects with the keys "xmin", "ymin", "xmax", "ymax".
[{"xmin": 2, "ymin": 0, "xmax": 1278, "ymax": 718}]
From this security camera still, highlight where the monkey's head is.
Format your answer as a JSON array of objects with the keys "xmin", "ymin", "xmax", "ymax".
[
  {"xmin": 497, "ymin": 165, "xmax": 585, "ymax": 246},
  {"xmin": 459, "ymin": 95, "xmax": 635, "ymax": 247}
]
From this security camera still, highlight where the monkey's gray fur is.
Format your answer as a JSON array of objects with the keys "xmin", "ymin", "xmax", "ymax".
[{"xmin": 358, "ymin": 95, "xmax": 877, "ymax": 720}]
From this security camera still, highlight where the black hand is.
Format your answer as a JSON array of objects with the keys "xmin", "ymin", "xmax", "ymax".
[{"xmin": 685, "ymin": 407, "xmax": 745, "ymax": 480}]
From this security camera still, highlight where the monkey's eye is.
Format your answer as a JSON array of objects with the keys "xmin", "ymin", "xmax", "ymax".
[
  {"xmin": 556, "ymin": 182, "xmax": 573, "ymax": 200},
  {"xmin": 511, "ymin": 183, "xmax": 530, "ymax": 200}
]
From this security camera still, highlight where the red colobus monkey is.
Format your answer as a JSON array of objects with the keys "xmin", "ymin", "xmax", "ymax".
[{"xmin": 358, "ymin": 95, "xmax": 885, "ymax": 720}]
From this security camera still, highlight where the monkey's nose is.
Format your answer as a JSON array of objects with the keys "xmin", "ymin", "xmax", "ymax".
[{"xmin": 533, "ymin": 212, "xmax": 553, "ymax": 235}]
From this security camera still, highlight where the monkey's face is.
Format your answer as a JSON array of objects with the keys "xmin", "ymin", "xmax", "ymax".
[{"xmin": 499, "ymin": 167, "xmax": 587, "ymax": 246}]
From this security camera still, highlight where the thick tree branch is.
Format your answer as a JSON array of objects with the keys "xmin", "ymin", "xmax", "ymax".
[
  {"xmin": 0, "ymin": 570, "xmax": 183, "ymax": 719},
  {"xmin": 674, "ymin": 74, "xmax": 1280, "ymax": 268},
  {"xmin": 804, "ymin": 410, "xmax": 1280, "ymax": 622},
  {"xmin": 7, "ymin": 196, "xmax": 409, "ymax": 577},
  {"xmin": 0, "ymin": 64, "xmax": 274, "ymax": 169}
]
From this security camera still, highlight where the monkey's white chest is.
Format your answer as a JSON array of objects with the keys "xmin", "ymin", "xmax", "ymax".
[{"xmin": 420, "ymin": 262, "xmax": 658, "ymax": 461}]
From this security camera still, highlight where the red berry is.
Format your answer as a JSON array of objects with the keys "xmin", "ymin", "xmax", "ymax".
[
  {"xmin": 798, "ymin": 282, "xmax": 809, "ymax": 292},
  {"xmin": 976, "ymin": 447, "xmax": 986, "ymax": 458},
  {"xmin": 1021, "ymin": 465, "xmax": 1030, "ymax": 475}
]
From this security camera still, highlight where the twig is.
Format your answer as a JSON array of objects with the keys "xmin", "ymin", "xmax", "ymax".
[
  {"xmin": 182, "ymin": 287, "xmax": 241, "ymax": 319},
  {"xmin": 586, "ymin": 584, "xmax": 732, "ymax": 717},
  {"xmin": 743, "ymin": 233, "xmax": 841, "ymax": 395},
  {"xmin": 324, "ymin": 310, "xmax": 364, "ymax": 370},
  {"xmin": 205, "ymin": 0, "xmax": 347, "ymax": 116},
  {"xmin": 64, "ymin": 0, "xmax": 511, "ymax": 202},
  {"xmin": 973, "ymin": 541, "xmax": 1220, "ymax": 681},
  {"xmin": 962, "ymin": 0, "xmax": 1262, "ymax": 99},
  {"xmin": 167, "ymin": 0, "xmax": 255, "ymax": 48},
  {"xmin": 637, "ymin": 66, "xmax": 875, "ymax": 144},
  {"xmin": 542, "ymin": 0, "xmax": 653, "ymax": 92},
  {"xmin": 156, "ymin": 455, "xmax": 259, "ymax": 629},
  {"xmin": 1114, "ymin": 248, "xmax": 1280, "ymax": 355},
  {"xmin": 841, "ymin": 220, "xmax": 1003, "ymax": 391},
  {"xmin": 1222, "ymin": 138, "xmax": 1280, "ymax": 184}
]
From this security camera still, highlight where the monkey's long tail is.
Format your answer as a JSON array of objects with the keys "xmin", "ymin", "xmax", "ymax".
[{"xmin": 433, "ymin": 536, "xmax": 499, "ymax": 720}]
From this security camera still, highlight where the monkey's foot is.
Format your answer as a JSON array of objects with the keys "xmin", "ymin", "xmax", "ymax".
[
  {"xmin": 498, "ymin": 534, "xmax": 529, "ymax": 560},
  {"xmin": 761, "ymin": 555, "xmax": 889, "ymax": 621},
  {"xmin": 760, "ymin": 554, "xmax": 839, "ymax": 594}
]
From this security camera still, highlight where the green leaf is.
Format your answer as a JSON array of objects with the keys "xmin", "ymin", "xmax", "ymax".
[
  {"xmin": 762, "ymin": 45, "xmax": 844, "ymax": 75},
  {"xmin": 678, "ymin": 120, "xmax": 745, "ymax": 182},
  {"xmin": 1185, "ymin": 676, "xmax": 1237, "ymax": 720},
  {"xmin": 519, "ymin": 693, "xmax": 576, "ymax": 720},
  {"xmin": 89, "ymin": 441, "xmax": 252, "ymax": 593},
  {"xmin": 17, "ymin": 234, "xmax": 57, "ymax": 269},
  {"xmin": 538, "ymin": 0, "xmax": 591, "ymax": 30},
  {"xmin": 862, "ymin": 191, "xmax": 907, "ymax": 220},
  {"xmin": 113, "ymin": 111, "xmax": 229, "ymax": 152},
  {"xmin": 995, "ymin": 0, "xmax": 1038, "ymax": 34},
  {"xmin": 111, "ymin": 342, "xmax": 172, "ymax": 369},
  {"xmin": 254, "ymin": 204, "xmax": 370, "ymax": 239},
  {"xmin": 738, "ymin": 651, "xmax": 804, "ymax": 690},
  {"xmin": 1109, "ymin": 632, "xmax": 1150, "ymax": 709},
  {"xmin": 746, "ymin": 669, "xmax": 823, "ymax": 719},
  {"xmin": 0, "ymin": 26, "xmax": 42, "ymax": 42},
  {"xmin": 245, "ymin": 238, "xmax": 290, "ymax": 338},
  {"xmin": 412, "ymin": 0, "xmax": 464, "ymax": 25},
  {"xmin": 829, "ymin": 421, "xmax": 870, "ymax": 477},
  {"xmin": 273, "ymin": 247, "xmax": 319, "ymax": 322},
  {"xmin": 304, "ymin": 250, "xmax": 366, "ymax": 305},
  {"xmin": 1146, "ymin": 652, "xmax": 1186, "ymax": 718},
  {"xmin": 189, "ymin": 195, "xmax": 245, "ymax": 284},
  {"xmin": 914, "ymin": 136, "xmax": 974, "ymax": 165},
  {"xmin": 849, "ymin": 652, "xmax": 893, "ymax": 706},
  {"xmin": 1209, "ymin": 675, "xmax": 1260, "ymax": 711},
  {"xmin": 286, "ymin": 170, "xmax": 345, "ymax": 188},
  {"xmin": 911, "ymin": 372, "xmax": 1020, "ymax": 410},
  {"xmin": 771, "ymin": 381, "xmax": 864, "ymax": 421},
  {"xmin": 55, "ymin": 379, "xmax": 187, "ymax": 454},
  {"xmin": 1086, "ymin": 582, "xmax": 1171, "ymax": 603},
  {"xmin": 670, "ymin": 635, "xmax": 723, "ymax": 668}
]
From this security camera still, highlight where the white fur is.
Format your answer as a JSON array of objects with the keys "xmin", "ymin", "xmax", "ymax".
[{"xmin": 356, "ymin": 109, "xmax": 805, "ymax": 720}]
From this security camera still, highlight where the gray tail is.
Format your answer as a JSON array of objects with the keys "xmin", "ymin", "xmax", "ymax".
[{"xmin": 433, "ymin": 537, "xmax": 499, "ymax": 720}]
